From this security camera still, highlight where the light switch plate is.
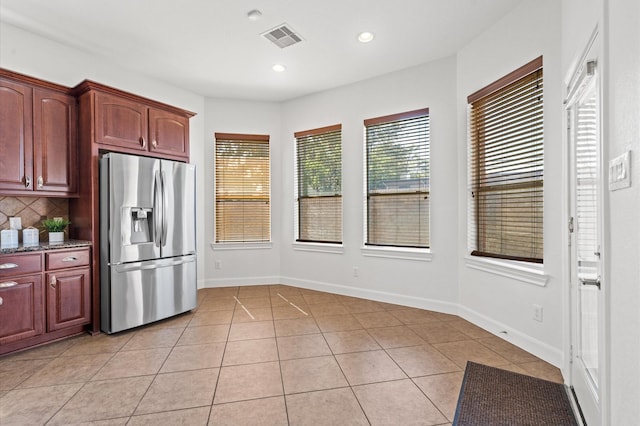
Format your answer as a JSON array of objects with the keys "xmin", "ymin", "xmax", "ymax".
[
  {"xmin": 9, "ymin": 217, "xmax": 22, "ymax": 230},
  {"xmin": 609, "ymin": 150, "xmax": 631, "ymax": 191}
]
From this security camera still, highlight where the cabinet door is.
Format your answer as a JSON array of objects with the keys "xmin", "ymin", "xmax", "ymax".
[
  {"xmin": 95, "ymin": 92, "xmax": 148, "ymax": 151},
  {"xmin": 148, "ymin": 108, "xmax": 189, "ymax": 158},
  {"xmin": 0, "ymin": 275, "xmax": 44, "ymax": 344},
  {"xmin": 33, "ymin": 88, "xmax": 78, "ymax": 195},
  {"xmin": 46, "ymin": 268, "xmax": 91, "ymax": 331},
  {"xmin": 0, "ymin": 78, "xmax": 33, "ymax": 192}
]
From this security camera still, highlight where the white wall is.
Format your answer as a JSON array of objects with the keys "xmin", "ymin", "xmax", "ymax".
[
  {"xmin": 603, "ymin": 0, "xmax": 640, "ymax": 423},
  {"xmin": 202, "ymin": 98, "xmax": 282, "ymax": 286},
  {"xmin": 0, "ymin": 22, "xmax": 208, "ymax": 285},
  {"xmin": 456, "ymin": 0, "xmax": 564, "ymax": 366},
  {"xmin": 279, "ymin": 56, "xmax": 459, "ymax": 311}
]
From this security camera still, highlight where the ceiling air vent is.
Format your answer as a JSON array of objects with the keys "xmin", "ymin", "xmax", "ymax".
[{"xmin": 262, "ymin": 23, "xmax": 303, "ymax": 49}]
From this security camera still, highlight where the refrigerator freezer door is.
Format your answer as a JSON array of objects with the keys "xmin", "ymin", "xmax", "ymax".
[
  {"xmin": 160, "ymin": 160, "xmax": 196, "ymax": 258},
  {"xmin": 101, "ymin": 255, "xmax": 196, "ymax": 334},
  {"xmin": 101, "ymin": 153, "xmax": 161, "ymax": 264}
]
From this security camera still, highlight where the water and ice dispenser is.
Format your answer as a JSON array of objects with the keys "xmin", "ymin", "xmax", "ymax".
[{"xmin": 123, "ymin": 207, "xmax": 154, "ymax": 245}]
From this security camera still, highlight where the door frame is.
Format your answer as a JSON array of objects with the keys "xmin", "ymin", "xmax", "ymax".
[{"xmin": 563, "ymin": 26, "xmax": 609, "ymax": 426}]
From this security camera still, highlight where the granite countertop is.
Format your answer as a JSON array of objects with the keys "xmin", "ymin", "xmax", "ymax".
[{"xmin": 0, "ymin": 239, "xmax": 92, "ymax": 255}]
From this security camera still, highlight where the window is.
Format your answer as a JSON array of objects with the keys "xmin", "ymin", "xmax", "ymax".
[
  {"xmin": 295, "ymin": 124, "xmax": 342, "ymax": 243},
  {"xmin": 364, "ymin": 108, "xmax": 430, "ymax": 248},
  {"xmin": 468, "ymin": 56, "xmax": 543, "ymax": 263},
  {"xmin": 214, "ymin": 133, "xmax": 270, "ymax": 243}
]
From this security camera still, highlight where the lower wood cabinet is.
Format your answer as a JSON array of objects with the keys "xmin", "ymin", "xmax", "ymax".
[
  {"xmin": 0, "ymin": 247, "xmax": 91, "ymax": 355},
  {"xmin": 0, "ymin": 274, "xmax": 44, "ymax": 345},
  {"xmin": 46, "ymin": 268, "xmax": 91, "ymax": 332}
]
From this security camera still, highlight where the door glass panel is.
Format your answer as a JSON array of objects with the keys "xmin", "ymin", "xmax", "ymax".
[{"xmin": 575, "ymin": 84, "xmax": 599, "ymax": 389}]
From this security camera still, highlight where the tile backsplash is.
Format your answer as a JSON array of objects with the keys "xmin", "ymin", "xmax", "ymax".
[{"xmin": 0, "ymin": 197, "xmax": 69, "ymax": 232}]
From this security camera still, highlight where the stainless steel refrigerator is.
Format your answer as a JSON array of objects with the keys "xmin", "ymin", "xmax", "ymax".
[{"xmin": 100, "ymin": 152, "xmax": 196, "ymax": 334}]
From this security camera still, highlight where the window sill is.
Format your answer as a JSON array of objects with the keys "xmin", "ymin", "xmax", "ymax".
[
  {"xmin": 210, "ymin": 242, "xmax": 273, "ymax": 251},
  {"xmin": 293, "ymin": 242, "xmax": 345, "ymax": 254},
  {"xmin": 361, "ymin": 246, "xmax": 432, "ymax": 261},
  {"xmin": 464, "ymin": 255, "xmax": 548, "ymax": 287}
]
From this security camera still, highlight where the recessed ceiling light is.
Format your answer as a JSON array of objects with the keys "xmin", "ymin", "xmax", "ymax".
[
  {"xmin": 272, "ymin": 64, "xmax": 286, "ymax": 72},
  {"xmin": 247, "ymin": 9, "xmax": 262, "ymax": 21},
  {"xmin": 358, "ymin": 31, "xmax": 375, "ymax": 43}
]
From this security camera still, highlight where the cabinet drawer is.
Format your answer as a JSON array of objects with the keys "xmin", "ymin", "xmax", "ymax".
[
  {"xmin": 46, "ymin": 249, "xmax": 90, "ymax": 270},
  {"xmin": 0, "ymin": 253, "xmax": 42, "ymax": 278}
]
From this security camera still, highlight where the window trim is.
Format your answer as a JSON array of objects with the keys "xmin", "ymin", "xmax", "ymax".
[
  {"xmin": 464, "ymin": 255, "xmax": 548, "ymax": 287},
  {"xmin": 361, "ymin": 245, "xmax": 432, "ymax": 262}
]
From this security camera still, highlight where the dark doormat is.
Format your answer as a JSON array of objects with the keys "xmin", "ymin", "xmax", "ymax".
[{"xmin": 453, "ymin": 362, "xmax": 579, "ymax": 426}]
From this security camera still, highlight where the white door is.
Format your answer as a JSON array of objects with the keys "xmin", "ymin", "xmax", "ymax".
[{"xmin": 566, "ymin": 32, "xmax": 604, "ymax": 425}]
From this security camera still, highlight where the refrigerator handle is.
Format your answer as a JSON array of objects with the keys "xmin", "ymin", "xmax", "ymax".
[
  {"xmin": 153, "ymin": 170, "xmax": 162, "ymax": 247},
  {"xmin": 161, "ymin": 170, "xmax": 168, "ymax": 246}
]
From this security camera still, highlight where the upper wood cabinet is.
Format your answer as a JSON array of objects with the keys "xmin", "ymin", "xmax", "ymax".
[
  {"xmin": 0, "ymin": 70, "xmax": 78, "ymax": 197},
  {"xmin": 0, "ymin": 78, "xmax": 33, "ymax": 192},
  {"xmin": 95, "ymin": 92, "xmax": 148, "ymax": 151},
  {"xmin": 33, "ymin": 88, "xmax": 78, "ymax": 194},
  {"xmin": 148, "ymin": 108, "xmax": 190, "ymax": 158},
  {"xmin": 77, "ymin": 81, "xmax": 194, "ymax": 161}
]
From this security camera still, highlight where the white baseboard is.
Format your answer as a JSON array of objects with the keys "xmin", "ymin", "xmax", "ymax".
[
  {"xmin": 280, "ymin": 276, "xmax": 459, "ymax": 315},
  {"xmin": 201, "ymin": 276, "xmax": 280, "ymax": 288},
  {"xmin": 457, "ymin": 304, "xmax": 564, "ymax": 369},
  {"xmin": 199, "ymin": 275, "xmax": 563, "ymax": 369}
]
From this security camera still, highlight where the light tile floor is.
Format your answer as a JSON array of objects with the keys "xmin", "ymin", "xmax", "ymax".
[{"xmin": 0, "ymin": 285, "xmax": 564, "ymax": 425}]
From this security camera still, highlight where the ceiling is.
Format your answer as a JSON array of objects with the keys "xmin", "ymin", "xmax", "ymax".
[{"xmin": 0, "ymin": 0, "xmax": 523, "ymax": 102}]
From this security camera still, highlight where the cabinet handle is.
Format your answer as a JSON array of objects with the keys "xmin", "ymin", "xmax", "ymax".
[
  {"xmin": 62, "ymin": 256, "xmax": 78, "ymax": 262},
  {"xmin": 37, "ymin": 176, "xmax": 44, "ymax": 188},
  {"xmin": 580, "ymin": 277, "xmax": 601, "ymax": 290},
  {"xmin": 140, "ymin": 137, "xmax": 146, "ymax": 148},
  {"xmin": 0, "ymin": 296, "xmax": 3, "ymax": 306},
  {"xmin": 152, "ymin": 139, "xmax": 158, "ymax": 148},
  {"xmin": 0, "ymin": 281, "xmax": 18, "ymax": 288},
  {"xmin": 50, "ymin": 275, "xmax": 56, "ymax": 288},
  {"xmin": 0, "ymin": 263, "xmax": 18, "ymax": 270},
  {"xmin": 25, "ymin": 176, "xmax": 31, "ymax": 188}
]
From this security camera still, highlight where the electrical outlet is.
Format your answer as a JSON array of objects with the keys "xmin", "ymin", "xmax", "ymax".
[
  {"xmin": 533, "ymin": 304, "xmax": 543, "ymax": 322},
  {"xmin": 353, "ymin": 267, "xmax": 359, "ymax": 277},
  {"xmin": 215, "ymin": 260, "xmax": 222, "ymax": 270}
]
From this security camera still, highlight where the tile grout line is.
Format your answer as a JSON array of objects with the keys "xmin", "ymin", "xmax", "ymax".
[
  {"xmin": 125, "ymin": 317, "xmax": 190, "ymax": 422},
  {"xmin": 208, "ymin": 286, "xmax": 239, "ymax": 419},
  {"xmin": 269, "ymin": 288, "xmax": 292, "ymax": 426}
]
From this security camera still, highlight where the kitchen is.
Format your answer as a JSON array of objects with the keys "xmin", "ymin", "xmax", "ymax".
[{"xmin": 1, "ymin": 0, "xmax": 640, "ymax": 425}]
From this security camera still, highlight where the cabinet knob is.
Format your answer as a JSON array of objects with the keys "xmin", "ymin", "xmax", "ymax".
[
  {"xmin": 25, "ymin": 176, "xmax": 31, "ymax": 188},
  {"xmin": 140, "ymin": 137, "xmax": 146, "ymax": 148},
  {"xmin": 50, "ymin": 275, "xmax": 57, "ymax": 288},
  {"xmin": 37, "ymin": 176, "xmax": 44, "ymax": 189},
  {"xmin": 0, "ymin": 281, "xmax": 18, "ymax": 288}
]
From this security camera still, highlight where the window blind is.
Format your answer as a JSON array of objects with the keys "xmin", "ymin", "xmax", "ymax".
[
  {"xmin": 365, "ymin": 108, "xmax": 430, "ymax": 248},
  {"xmin": 214, "ymin": 133, "xmax": 270, "ymax": 243},
  {"xmin": 575, "ymin": 92, "xmax": 598, "ymax": 266},
  {"xmin": 468, "ymin": 57, "xmax": 543, "ymax": 263},
  {"xmin": 295, "ymin": 124, "xmax": 342, "ymax": 243}
]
